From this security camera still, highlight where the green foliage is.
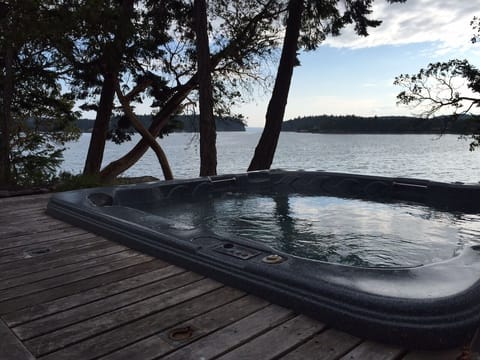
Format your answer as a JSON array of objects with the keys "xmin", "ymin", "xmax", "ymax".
[
  {"xmin": 471, "ymin": 16, "xmax": 479, "ymax": 44},
  {"xmin": 10, "ymin": 131, "xmax": 64, "ymax": 187},
  {"xmin": 6, "ymin": 124, "xmax": 80, "ymax": 187},
  {"xmin": 395, "ymin": 59, "xmax": 480, "ymax": 116},
  {"xmin": 282, "ymin": 114, "xmax": 480, "ymax": 134},
  {"xmin": 0, "ymin": 0, "xmax": 80, "ymax": 187},
  {"xmin": 67, "ymin": 1, "xmax": 188, "ymax": 114},
  {"xmin": 395, "ymin": 17, "xmax": 480, "ymax": 151},
  {"xmin": 55, "ymin": 171, "xmax": 159, "ymax": 191},
  {"xmin": 55, "ymin": 172, "xmax": 105, "ymax": 192}
]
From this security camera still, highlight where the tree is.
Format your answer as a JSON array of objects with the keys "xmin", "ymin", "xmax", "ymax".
[
  {"xmin": 248, "ymin": 0, "xmax": 406, "ymax": 171},
  {"xmin": 194, "ymin": 0, "xmax": 217, "ymax": 176},
  {"xmin": 114, "ymin": 79, "xmax": 174, "ymax": 180},
  {"xmin": 395, "ymin": 16, "xmax": 480, "ymax": 149},
  {"xmin": 248, "ymin": 0, "xmax": 304, "ymax": 171},
  {"xmin": 69, "ymin": 0, "xmax": 137, "ymax": 176},
  {"xmin": 62, "ymin": 0, "xmax": 207, "ymax": 180},
  {"xmin": 0, "ymin": 1, "xmax": 79, "ymax": 187},
  {"xmin": 395, "ymin": 60, "xmax": 480, "ymax": 117},
  {"xmin": 98, "ymin": 0, "xmax": 286, "ymax": 181}
]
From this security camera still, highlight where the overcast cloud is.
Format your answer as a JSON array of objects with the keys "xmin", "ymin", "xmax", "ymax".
[{"xmin": 325, "ymin": 0, "xmax": 478, "ymax": 55}]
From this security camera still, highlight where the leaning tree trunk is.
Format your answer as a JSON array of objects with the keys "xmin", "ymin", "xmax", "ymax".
[
  {"xmin": 83, "ymin": 73, "xmax": 116, "ymax": 176},
  {"xmin": 99, "ymin": 79, "xmax": 197, "ymax": 181},
  {"xmin": 82, "ymin": 0, "xmax": 134, "ymax": 177},
  {"xmin": 248, "ymin": 0, "xmax": 304, "ymax": 171},
  {"xmin": 0, "ymin": 45, "xmax": 14, "ymax": 186},
  {"xmin": 194, "ymin": 0, "xmax": 217, "ymax": 176},
  {"xmin": 114, "ymin": 81, "xmax": 174, "ymax": 180},
  {"xmin": 98, "ymin": 5, "xmax": 264, "ymax": 181}
]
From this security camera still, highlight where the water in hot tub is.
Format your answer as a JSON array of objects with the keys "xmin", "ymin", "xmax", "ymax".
[{"xmin": 139, "ymin": 193, "xmax": 480, "ymax": 267}]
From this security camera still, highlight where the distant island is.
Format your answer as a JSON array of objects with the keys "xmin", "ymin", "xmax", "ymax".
[
  {"xmin": 77, "ymin": 114, "xmax": 246, "ymax": 133},
  {"xmin": 282, "ymin": 115, "xmax": 479, "ymax": 134}
]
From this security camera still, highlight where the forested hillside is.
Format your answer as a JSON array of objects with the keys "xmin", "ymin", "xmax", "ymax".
[
  {"xmin": 77, "ymin": 115, "xmax": 245, "ymax": 133},
  {"xmin": 282, "ymin": 115, "xmax": 480, "ymax": 134}
]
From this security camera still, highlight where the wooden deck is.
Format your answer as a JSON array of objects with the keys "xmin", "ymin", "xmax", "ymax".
[{"xmin": 0, "ymin": 194, "xmax": 469, "ymax": 359}]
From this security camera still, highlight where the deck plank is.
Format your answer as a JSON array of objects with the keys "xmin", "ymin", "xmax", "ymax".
[
  {"xmin": 0, "ymin": 239, "xmax": 113, "ymax": 272},
  {"xmin": 0, "ymin": 227, "xmax": 89, "ymax": 250},
  {"xmin": 0, "ymin": 221, "xmax": 74, "ymax": 239},
  {"xmin": 0, "ymin": 207, "xmax": 51, "ymax": 221},
  {"xmin": 0, "ymin": 251, "xmax": 151, "ymax": 303},
  {"xmin": 0, "ymin": 319, "xmax": 35, "ymax": 360},
  {"xmin": 216, "ymin": 315, "xmax": 326, "ymax": 360},
  {"xmin": 0, "ymin": 232, "xmax": 98, "ymax": 265},
  {"xmin": 39, "ymin": 287, "xmax": 245, "ymax": 360},
  {"xmin": 0, "ymin": 254, "xmax": 155, "ymax": 315},
  {"xmin": 101, "ymin": 294, "xmax": 270, "ymax": 360},
  {"xmin": 13, "ymin": 271, "xmax": 204, "ymax": 340},
  {"xmin": 157, "ymin": 304, "xmax": 295, "ymax": 360},
  {"xmin": 0, "ymin": 250, "xmax": 147, "ymax": 292},
  {"xmin": 0, "ymin": 193, "xmax": 51, "ymax": 206},
  {"xmin": 400, "ymin": 348, "xmax": 463, "ymax": 360},
  {"xmin": 0, "ymin": 213, "xmax": 73, "ymax": 232},
  {"xmin": 339, "ymin": 341, "xmax": 406, "ymax": 360},
  {"xmin": 3, "ymin": 263, "xmax": 182, "ymax": 327},
  {"xmin": 0, "ymin": 242, "xmax": 127, "ymax": 282},
  {"xmin": 280, "ymin": 328, "xmax": 362, "ymax": 360},
  {"xmin": 25, "ymin": 277, "xmax": 223, "ymax": 356}
]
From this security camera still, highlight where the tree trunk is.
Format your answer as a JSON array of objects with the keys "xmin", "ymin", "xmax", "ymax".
[
  {"xmin": 0, "ymin": 45, "xmax": 14, "ymax": 186},
  {"xmin": 99, "ymin": 79, "xmax": 197, "ymax": 181},
  {"xmin": 114, "ymin": 81, "xmax": 174, "ymax": 180},
  {"xmin": 83, "ymin": 73, "xmax": 116, "ymax": 176},
  {"xmin": 248, "ymin": 0, "xmax": 304, "ymax": 171},
  {"xmin": 98, "ymin": 6, "xmax": 261, "ymax": 181},
  {"xmin": 194, "ymin": 0, "xmax": 217, "ymax": 176},
  {"xmin": 82, "ymin": 0, "xmax": 134, "ymax": 177}
]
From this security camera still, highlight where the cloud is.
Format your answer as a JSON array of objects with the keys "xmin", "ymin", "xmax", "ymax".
[{"xmin": 325, "ymin": 0, "xmax": 477, "ymax": 55}]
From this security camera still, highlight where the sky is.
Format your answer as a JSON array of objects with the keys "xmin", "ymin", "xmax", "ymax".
[{"xmin": 238, "ymin": 0, "xmax": 480, "ymax": 127}]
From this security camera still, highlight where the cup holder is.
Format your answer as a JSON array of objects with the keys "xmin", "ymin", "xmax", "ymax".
[{"xmin": 88, "ymin": 193, "xmax": 113, "ymax": 207}]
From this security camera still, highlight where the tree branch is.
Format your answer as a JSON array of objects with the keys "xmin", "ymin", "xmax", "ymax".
[{"xmin": 114, "ymin": 78, "xmax": 173, "ymax": 180}]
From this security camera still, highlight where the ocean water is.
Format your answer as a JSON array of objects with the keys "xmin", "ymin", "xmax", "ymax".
[{"xmin": 62, "ymin": 131, "xmax": 480, "ymax": 183}]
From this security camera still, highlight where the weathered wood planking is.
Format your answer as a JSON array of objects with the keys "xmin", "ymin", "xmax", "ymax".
[
  {"xmin": 0, "ymin": 319, "xmax": 35, "ymax": 360},
  {"xmin": 14, "ymin": 271, "xmax": 204, "ymax": 340},
  {"xmin": 0, "ymin": 232, "xmax": 99, "ymax": 265},
  {"xmin": 280, "ymin": 329, "xmax": 362, "ymax": 360},
  {"xmin": 157, "ymin": 304, "xmax": 295, "ymax": 360},
  {"xmin": 2, "ymin": 261, "xmax": 174, "ymax": 326},
  {"xmin": 0, "ymin": 194, "xmax": 467, "ymax": 359}
]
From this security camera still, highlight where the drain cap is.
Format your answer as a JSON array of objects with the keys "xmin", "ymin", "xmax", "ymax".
[
  {"xmin": 168, "ymin": 326, "xmax": 194, "ymax": 341},
  {"xmin": 262, "ymin": 254, "xmax": 285, "ymax": 264}
]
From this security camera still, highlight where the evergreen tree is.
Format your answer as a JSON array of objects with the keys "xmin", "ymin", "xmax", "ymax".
[
  {"xmin": 99, "ymin": 0, "xmax": 285, "ymax": 180},
  {"xmin": 0, "ymin": 1, "xmax": 79, "ymax": 187},
  {"xmin": 249, "ymin": 0, "xmax": 406, "ymax": 171},
  {"xmin": 194, "ymin": 0, "xmax": 217, "ymax": 176}
]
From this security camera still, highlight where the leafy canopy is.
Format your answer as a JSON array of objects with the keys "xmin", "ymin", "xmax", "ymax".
[
  {"xmin": 395, "ymin": 16, "xmax": 480, "ymax": 150},
  {"xmin": 0, "ymin": 0, "xmax": 80, "ymax": 187}
]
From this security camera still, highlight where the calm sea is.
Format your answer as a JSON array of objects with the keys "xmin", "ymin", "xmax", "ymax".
[{"xmin": 62, "ymin": 131, "xmax": 480, "ymax": 183}]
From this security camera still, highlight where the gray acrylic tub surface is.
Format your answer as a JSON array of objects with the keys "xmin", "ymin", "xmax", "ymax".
[{"xmin": 47, "ymin": 170, "xmax": 480, "ymax": 349}]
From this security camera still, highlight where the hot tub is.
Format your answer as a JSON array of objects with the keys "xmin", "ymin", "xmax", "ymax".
[{"xmin": 47, "ymin": 170, "xmax": 480, "ymax": 349}]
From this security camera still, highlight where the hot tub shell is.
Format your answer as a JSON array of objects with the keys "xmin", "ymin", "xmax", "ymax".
[{"xmin": 47, "ymin": 170, "xmax": 480, "ymax": 349}]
